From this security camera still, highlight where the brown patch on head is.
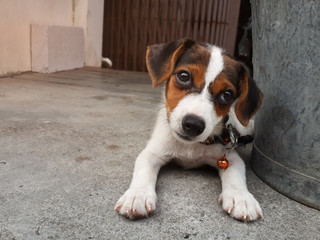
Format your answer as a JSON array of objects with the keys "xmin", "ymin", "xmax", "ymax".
[
  {"xmin": 172, "ymin": 64, "xmax": 207, "ymax": 89},
  {"xmin": 207, "ymin": 53, "xmax": 240, "ymax": 117},
  {"xmin": 221, "ymin": 54, "xmax": 242, "ymax": 86},
  {"xmin": 210, "ymin": 73, "xmax": 237, "ymax": 116},
  {"xmin": 165, "ymin": 44, "xmax": 211, "ymax": 116},
  {"xmin": 211, "ymin": 74, "xmax": 237, "ymax": 95},
  {"xmin": 219, "ymin": 53, "xmax": 263, "ymax": 126},
  {"xmin": 165, "ymin": 75, "xmax": 189, "ymax": 115}
]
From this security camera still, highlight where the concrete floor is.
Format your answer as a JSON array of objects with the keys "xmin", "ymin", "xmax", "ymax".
[{"xmin": 0, "ymin": 68, "xmax": 319, "ymax": 240}]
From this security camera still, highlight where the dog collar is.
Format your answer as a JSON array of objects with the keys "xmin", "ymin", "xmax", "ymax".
[
  {"xmin": 200, "ymin": 124, "xmax": 254, "ymax": 150},
  {"xmin": 201, "ymin": 124, "xmax": 254, "ymax": 169}
]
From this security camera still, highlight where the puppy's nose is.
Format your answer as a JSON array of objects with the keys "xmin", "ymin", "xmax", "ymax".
[{"xmin": 182, "ymin": 114, "xmax": 205, "ymax": 137}]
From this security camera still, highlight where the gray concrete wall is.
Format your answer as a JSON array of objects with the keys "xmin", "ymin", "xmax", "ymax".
[{"xmin": 251, "ymin": 0, "xmax": 320, "ymax": 209}]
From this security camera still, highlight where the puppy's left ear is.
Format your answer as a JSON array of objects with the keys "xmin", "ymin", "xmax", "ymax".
[
  {"xmin": 146, "ymin": 39, "xmax": 195, "ymax": 87},
  {"xmin": 235, "ymin": 64, "xmax": 263, "ymax": 126}
]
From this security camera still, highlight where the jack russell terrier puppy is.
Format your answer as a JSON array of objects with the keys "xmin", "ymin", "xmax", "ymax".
[{"xmin": 115, "ymin": 39, "xmax": 264, "ymax": 221}]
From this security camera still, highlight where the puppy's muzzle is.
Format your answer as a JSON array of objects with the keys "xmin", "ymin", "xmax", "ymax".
[{"xmin": 182, "ymin": 114, "xmax": 205, "ymax": 138}]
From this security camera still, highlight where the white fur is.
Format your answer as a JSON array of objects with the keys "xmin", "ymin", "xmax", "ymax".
[
  {"xmin": 115, "ymin": 46, "xmax": 263, "ymax": 221},
  {"xmin": 169, "ymin": 94, "xmax": 221, "ymax": 143},
  {"xmin": 204, "ymin": 45, "xmax": 224, "ymax": 87}
]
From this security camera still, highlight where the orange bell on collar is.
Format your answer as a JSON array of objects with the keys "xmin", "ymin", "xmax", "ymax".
[{"xmin": 217, "ymin": 154, "xmax": 229, "ymax": 169}]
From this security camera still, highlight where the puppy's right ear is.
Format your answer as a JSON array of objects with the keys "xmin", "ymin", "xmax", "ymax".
[{"xmin": 146, "ymin": 39, "xmax": 195, "ymax": 87}]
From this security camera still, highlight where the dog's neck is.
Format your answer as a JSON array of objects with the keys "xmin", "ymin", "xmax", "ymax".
[{"xmin": 200, "ymin": 115, "xmax": 254, "ymax": 148}]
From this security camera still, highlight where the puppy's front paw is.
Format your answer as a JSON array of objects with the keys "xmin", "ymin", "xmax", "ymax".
[
  {"xmin": 219, "ymin": 189, "xmax": 263, "ymax": 221},
  {"xmin": 115, "ymin": 188, "xmax": 157, "ymax": 219}
]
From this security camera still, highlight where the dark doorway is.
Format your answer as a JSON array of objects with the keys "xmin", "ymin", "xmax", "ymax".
[{"xmin": 102, "ymin": 0, "xmax": 241, "ymax": 71}]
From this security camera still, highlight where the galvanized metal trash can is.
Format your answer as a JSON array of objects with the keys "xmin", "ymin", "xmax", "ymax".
[{"xmin": 251, "ymin": 0, "xmax": 320, "ymax": 209}]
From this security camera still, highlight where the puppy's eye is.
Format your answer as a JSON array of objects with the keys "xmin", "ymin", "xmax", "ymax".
[
  {"xmin": 175, "ymin": 70, "xmax": 192, "ymax": 87},
  {"xmin": 218, "ymin": 89, "xmax": 234, "ymax": 105}
]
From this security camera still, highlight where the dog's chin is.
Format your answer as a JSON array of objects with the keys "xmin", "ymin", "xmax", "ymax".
[
  {"xmin": 173, "ymin": 131, "xmax": 208, "ymax": 144},
  {"xmin": 174, "ymin": 132, "xmax": 193, "ymax": 142}
]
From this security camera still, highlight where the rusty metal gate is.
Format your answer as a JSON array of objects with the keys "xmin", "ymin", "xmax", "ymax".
[{"xmin": 103, "ymin": 0, "xmax": 240, "ymax": 71}]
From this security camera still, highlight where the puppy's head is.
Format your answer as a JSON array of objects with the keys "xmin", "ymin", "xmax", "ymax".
[{"xmin": 146, "ymin": 39, "xmax": 263, "ymax": 143}]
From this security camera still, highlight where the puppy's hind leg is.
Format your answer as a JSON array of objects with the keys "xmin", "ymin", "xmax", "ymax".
[{"xmin": 115, "ymin": 148, "xmax": 167, "ymax": 219}]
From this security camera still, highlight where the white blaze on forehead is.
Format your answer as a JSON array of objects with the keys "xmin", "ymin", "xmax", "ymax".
[
  {"xmin": 204, "ymin": 46, "xmax": 224, "ymax": 88},
  {"xmin": 168, "ymin": 45, "xmax": 226, "ymax": 143}
]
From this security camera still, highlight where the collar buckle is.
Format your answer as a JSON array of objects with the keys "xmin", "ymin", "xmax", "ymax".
[
  {"xmin": 200, "ymin": 123, "xmax": 254, "ymax": 148},
  {"xmin": 225, "ymin": 124, "xmax": 241, "ymax": 150}
]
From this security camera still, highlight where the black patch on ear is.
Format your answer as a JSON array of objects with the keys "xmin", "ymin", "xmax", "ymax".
[
  {"xmin": 147, "ymin": 41, "xmax": 182, "ymax": 80},
  {"xmin": 245, "ymin": 74, "xmax": 263, "ymax": 118},
  {"xmin": 235, "ymin": 63, "xmax": 263, "ymax": 126},
  {"xmin": 146, "ymin": 39, "xmax": 196, "ymax": 86}
]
